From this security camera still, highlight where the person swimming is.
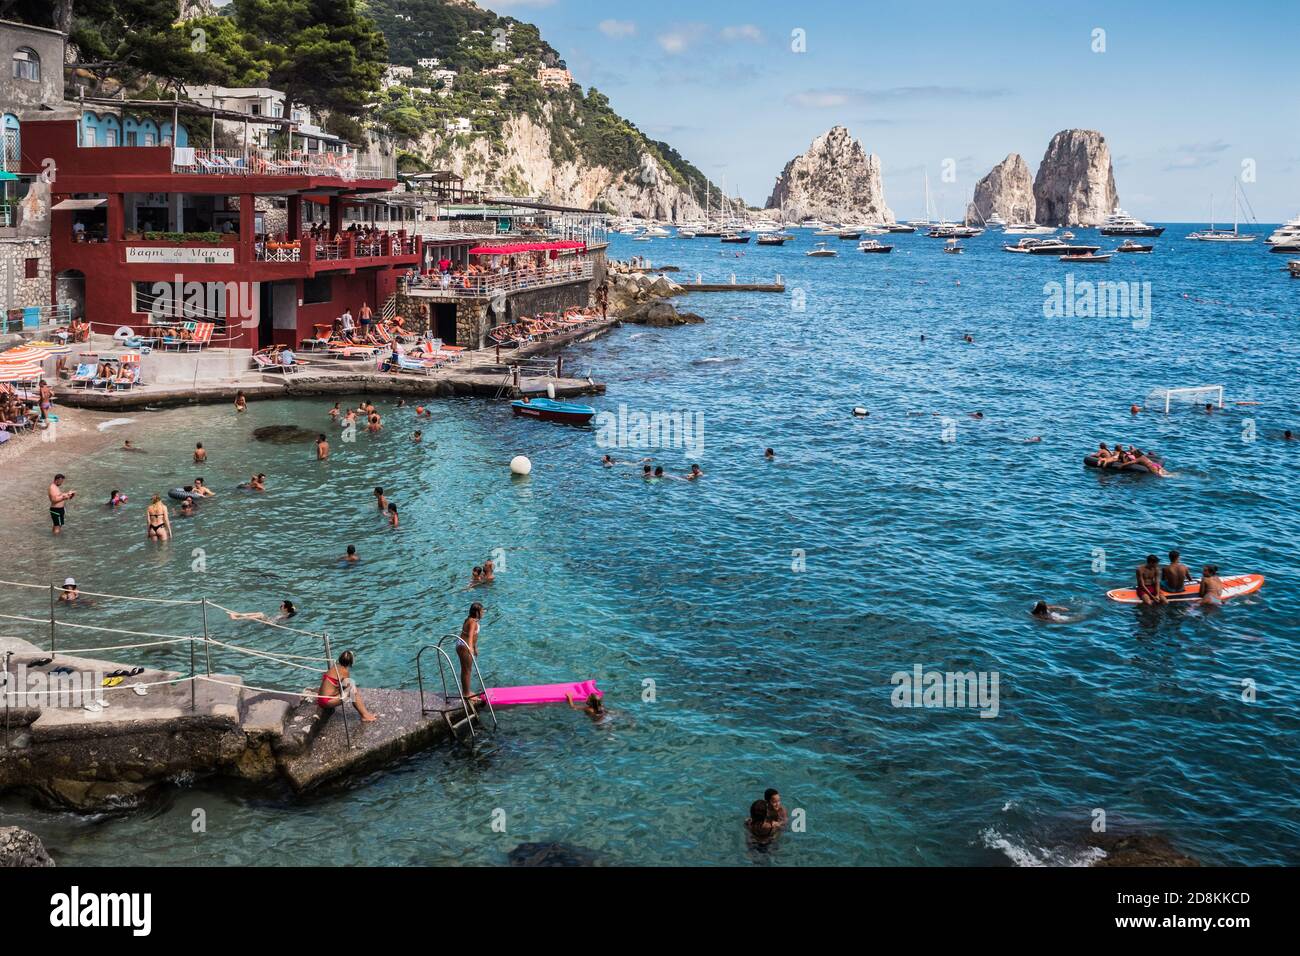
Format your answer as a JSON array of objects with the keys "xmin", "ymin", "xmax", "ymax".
[
  {"xmin": 194, "ymin": 442, "xmax": 207, "ymax": 463},
  {"xmin": 374, "ymin": 487, "xmax": 388, "ymax": 512},
  {"xmin": 686, "ymin": 464, "xmax": 704, "ymax": 480},
  {"xmin": 343, "ymin": 545, "xmax": 359, "ymax": 563},
  {"xmin": 108, "ymin": 489, "xmax": 127, "ymax": 507},
  {"xmin": 227, "ymin": 600, "xmax": 297, "ymax": 623},
  {"xmin": 192, "ymin": 478, "xmax": 215, "ymax": 498},
  {"xmin": 59, "ymin": 577, "xmax": 79, "ymax": 603},
  {"xmin": 1031, "ymin": 600, "xmax": 1070, "ymax": 621},
  {"xmin": 745, "ymin": 800, "xmax": 778, "ymax": 844},
  {"xmin": 653, "ymin": 466, "xmax": 665, "ymax": 478},
  {"xmin": 413, "ymin": 430, "xmax": 423, "ymax": 443},
  {"xmin": 602, "ymin": 454, "xmax": 615, "ymax": 467},
  {"xmin": 642, "ymin": 465, "xmax": 653, "ymax": 479},
  {"xmin": 764, "ymin": 789, "xmax": 788, "ymax": 828},
  {"xmin": 387, "ymin": 503, "xmax": 399, "ymax": 528},
  {"xmin": 764, "ymin": 448, "xmax": 775, "ymax": 460},
  {"xmin": 566, "ymin": 692, "xmax": 605, "ymax": 720},
  {"xmin": 179, "ymin": 496, "xmax": 195, "ymax": 517}
]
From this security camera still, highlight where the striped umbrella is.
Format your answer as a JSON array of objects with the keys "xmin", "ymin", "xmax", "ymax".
[
  {"xmin": 1, "ymin": 346, "xmax": 52, "ymax": 363},
  {"xmin": 0, "ymin": 362, "xmax": 44, "ymax": 382}
]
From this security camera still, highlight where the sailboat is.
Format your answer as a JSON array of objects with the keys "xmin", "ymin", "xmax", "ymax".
[{"xmin": 1187, "ymin": 185, "xmax": 1256, "ymax": 242}]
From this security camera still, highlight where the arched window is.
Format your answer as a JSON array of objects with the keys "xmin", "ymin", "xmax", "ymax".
[{"xmin": 12, "ymin": 48, "xmax": 39, "ymax": 82}]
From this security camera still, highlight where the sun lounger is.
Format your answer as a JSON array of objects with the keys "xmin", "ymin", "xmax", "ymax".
[{"xmin": 70, "ymin": 363, "xmax": 96, "ymax": 388}]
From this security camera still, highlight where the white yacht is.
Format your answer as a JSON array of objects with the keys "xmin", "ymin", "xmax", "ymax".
[
  {"xmin": 643, "ymin": 225, "xmax": 671, "ymax": 237},
  {"xmin": 1265, "ymin": 213, "xmax": 1300, "ymax": 250},
  {"xmin": 987, "ymin": 213, "xmax": 1007, "ymax": 228},
  {"xmin": 1099, "ymin": 208, "xmax": 1164, "ymax": 237}
]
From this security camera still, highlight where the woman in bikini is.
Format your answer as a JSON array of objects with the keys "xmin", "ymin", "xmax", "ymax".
[
  {"xmin": 457, "ymin": 602, "xmax": 484, "ymax": 702},
  {"xmin": 317, "ymin": 650, "xmax": 377, "ymax": 721},
  {"xmin": 146, "ymin": 494, "xmax": 171, "ymax": 541}
]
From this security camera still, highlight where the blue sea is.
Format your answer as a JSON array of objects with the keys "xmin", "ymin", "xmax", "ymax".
[{"xmin": 2, "ymin": 226, "xmax": 1298, "ymax": 866}]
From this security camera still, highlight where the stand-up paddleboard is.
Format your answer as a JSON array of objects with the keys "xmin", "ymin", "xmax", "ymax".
[
  {"xmin": 1106, "ymin": 573, "xmax": 1264, "ymax": 604},
  {"xmin": 483, "ymin": 679, "xmax": 601, "ymax": 707}
]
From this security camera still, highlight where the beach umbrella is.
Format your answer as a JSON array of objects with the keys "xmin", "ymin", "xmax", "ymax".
[
  {"xmin": 0, "ymin": 362, "xmax": 44, "ymax": 381},
  {"xmin": 1, "ymin": 346, "xmax": 52, "ymax": 362}
]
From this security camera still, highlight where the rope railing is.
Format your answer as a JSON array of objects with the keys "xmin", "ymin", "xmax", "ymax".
[{"xmin": 0, "ymin": 579, "xmax": 349, "ymax": 723}]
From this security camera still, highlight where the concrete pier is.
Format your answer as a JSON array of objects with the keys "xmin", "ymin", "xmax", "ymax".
[
  {"xmin": 0, "ymin": 635, "xmax": 472, "ymax": 809},
  {"xmin": 50, "ymin": 317, "xmax": 616, "ymax": 410}
]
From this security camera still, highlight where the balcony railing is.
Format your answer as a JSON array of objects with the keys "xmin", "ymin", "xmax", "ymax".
[
  {"xmin": 253, "ymin": 235, "xmax": 421, "ymax": 263},
  {"xmin": 173, "ymin": 147, "xmax": 383, "ymax": 180},
  {"xmin": 408, "ymin": 260, "xmax": 595, "ymax": 298}
]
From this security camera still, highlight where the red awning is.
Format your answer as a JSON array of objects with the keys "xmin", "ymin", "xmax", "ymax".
[{"xmin": 468, "ymin": 241, "xmax": 587, "ymax": 255}]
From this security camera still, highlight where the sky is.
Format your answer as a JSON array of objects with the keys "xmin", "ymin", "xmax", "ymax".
[{"xmin": 482, "ymin": 0, "xmax": 1300, "ymax": 221}]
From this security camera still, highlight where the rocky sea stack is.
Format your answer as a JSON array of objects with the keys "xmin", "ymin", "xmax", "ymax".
[
  {"xmin": 968, "ymin": 153, "xmax": 1035, "ymax": 224},
  {"xmin": 766, "ymin": 126, "xmax": 893, "ymax": 223},
  {"xmin": 1032, "ymin": 129, "xmax": 1118, "ymax": 226}
]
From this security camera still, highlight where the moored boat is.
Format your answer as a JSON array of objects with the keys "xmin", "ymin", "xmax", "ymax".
[
  {"xmin": 1099, "ymin": 208, "xmax": 1165, "ymax": 237},
  {"xmin": 857, "ymin": 239, "xmax": 893, "ymax": 254},
  {"xmin": 756, "ymin": 234, "xmax": 791, "ymax": 246},
  {"xmin": 720, "ymin": 233, "xmax": 751, "ymax": 244},
  {"xmin": 511, "ymin": 397, "xmax": 596, "ymax": 425},
  {"xmin": 1060, "ymin": 252, "xmax": 1112, "ymax": 262},
  {"xmin": 806, "ymin": 241, "xmax": 837, "ymax": 257},
  {"xmin": 1116, "ymin": 239, "xmax": 1153, "ymax": 253}
]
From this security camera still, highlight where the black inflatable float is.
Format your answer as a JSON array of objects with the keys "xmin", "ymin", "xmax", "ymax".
[{"xmin": 1083, "ymin": 454, "xmax": 1155, "ymax": 474}]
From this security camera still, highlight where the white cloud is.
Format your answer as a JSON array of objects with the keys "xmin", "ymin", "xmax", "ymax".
[
  {"xmin": 721, "ymin": 24, "xmax": 763, "ymax": 43},
  {"xmin": 598, "ymin": 19, "xmax": 637, "ymax": 39},
  {"xmin": 657, "ymin": 24, "xmax": 708, "ymax": 54}
]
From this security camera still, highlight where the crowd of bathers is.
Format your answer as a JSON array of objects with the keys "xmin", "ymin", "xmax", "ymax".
[{"xmin": 1092, "ymin": 442, "xmax": 1168, "ymax": 476}]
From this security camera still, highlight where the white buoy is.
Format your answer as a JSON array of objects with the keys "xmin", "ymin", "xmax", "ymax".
[
  {"xmin": 510, "ymin": 455, "xmax": 532, "ymax": 476},
  {"xmin": 546, "ymin": 382, "xmax": 556, "ymax": 399},
  {"xmin": 852, "ymin": 407, "xmax": 869, "ymax": 417}
]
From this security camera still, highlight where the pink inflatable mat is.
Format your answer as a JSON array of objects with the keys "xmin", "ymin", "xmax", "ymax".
[{"xmin": 483, "ymin": 679, "xmax": 602, "ymax": 706}]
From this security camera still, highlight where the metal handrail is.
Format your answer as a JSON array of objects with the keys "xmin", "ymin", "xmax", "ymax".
[{"xmin": 437, "ymin": 633, "xmax": 498, "ymax": 731}]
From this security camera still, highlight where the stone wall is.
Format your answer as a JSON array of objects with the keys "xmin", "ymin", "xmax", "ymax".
[{"xmin": 0, "ymin": 236, "xmax": 52, "ymax": 312}]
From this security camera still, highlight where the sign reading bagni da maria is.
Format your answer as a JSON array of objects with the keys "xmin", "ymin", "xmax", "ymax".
[{"xmin": 125, "ymin": 246, "xmax": 236, "ymax": 265}]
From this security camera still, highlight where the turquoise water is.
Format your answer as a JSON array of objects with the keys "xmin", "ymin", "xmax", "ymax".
[{"xmin": 2, "ymin": 227, "xmax": 1298, "ymax": 866}]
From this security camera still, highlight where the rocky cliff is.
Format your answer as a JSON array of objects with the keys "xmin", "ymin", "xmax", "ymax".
[
  {"xmin": 1032, "ymin": 130, "xmax": 1118, "ymax": 226},
  {"xmin": 421, "ymin": 105, "xmax": 705, "ymax": 220},
  {"xmin": 968, "ymin": 153, "xmax": 1035, "ymax": 224},
  {"xmin": 766, "ymin": 126, "xmax": 893, "ymax": 223}
]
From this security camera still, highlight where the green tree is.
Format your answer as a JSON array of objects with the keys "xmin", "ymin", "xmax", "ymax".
[{"xmin": 233, "ymin": 0, "xmax": 387, "ymax": 120}]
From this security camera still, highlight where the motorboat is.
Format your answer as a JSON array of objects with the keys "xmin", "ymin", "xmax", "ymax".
[
  {"xmin": 756, "ymin": 233, "xmax": 791, "ymax": 246},
  {"xmin": 857, "ymin": 239, "xmax": 893, "ymax": 253},
  {"xmin": 837, "ymin": 229, "xmax": 862, "ymax": 240},
  {"xmin": 1098, "ymin": 208, "xmax": 1165, "ymax": 237},
  {"xmin": 1060, "ymin": 252, "xmax": 1112, "ymax": 263},
  {"xmin": 1116, "ymin": 239, "xmax": 1153, "ymax": 253},
  {"xmin": 943, "ymin": 238, "xmax": 964, "ymax": 254},
  {"xmin": 1265, "ymin": 213, "xmax": 1300, "ymax": 247},
  {"xmin": 511, "ymin": 397, "xmax": 596, "ymax": 425},
  {"xmin": 885, "ymin": 223, "xmax": 917, "ymax": 233},
  {"xmin": 720, "ymin": 232, "xmax": 751, "ymax": 244},
  {"xmin": 806, "ymin": 241, "xmax": 838, "ymax": 257}
]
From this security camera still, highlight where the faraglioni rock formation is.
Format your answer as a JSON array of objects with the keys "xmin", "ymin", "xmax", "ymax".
[
  {"xmin": 1033, "ymin": 130, "xmax": 1119, "ymax": 226},
  {"xmin": 766, "ymin": 126, "xmax": 893, "ymax": 223},
  {"xmin": 968, "ymin": 153, "xmax": 1035, "ymax": 224}
]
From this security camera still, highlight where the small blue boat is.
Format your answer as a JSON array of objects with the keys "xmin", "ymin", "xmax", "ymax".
[{"xmin": 510, "ymin": 397, "xmax": 596, "ymax": 425}]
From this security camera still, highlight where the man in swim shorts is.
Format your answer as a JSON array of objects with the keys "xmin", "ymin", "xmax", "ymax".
[
  {"xmin": 48, "ymin": 474, "xmax": 75, "ymax": 535},
  {"xmin": 1136, "ymin": 555, "xmax": 1166, "ymax": 605},
  {"xmin": 316, "ymin": 434, "xmax": 330, "ymax": 460},
  {"xmin": 1161, "ymin": 550, "xmax": 1192, "ymax": 594}
]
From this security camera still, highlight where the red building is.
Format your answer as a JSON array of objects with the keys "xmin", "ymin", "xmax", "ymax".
[{"xmin": 20, "ymin": 109, "xmax": 422, "ymax": 350}]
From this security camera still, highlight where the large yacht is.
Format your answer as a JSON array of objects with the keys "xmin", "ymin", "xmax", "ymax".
[
  {"xmin": 1098, "ymin": 208, "xmax": 1164, "ymax": 237},
  {"xmin": 1266, "ymin": 214, "xmax": 1300, "ymax": 251}
]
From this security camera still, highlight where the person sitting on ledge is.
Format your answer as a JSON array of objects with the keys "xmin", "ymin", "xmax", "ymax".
[{"xmin": 316, "ymin": 650, "xmax": 378, "ymax": 722}]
